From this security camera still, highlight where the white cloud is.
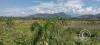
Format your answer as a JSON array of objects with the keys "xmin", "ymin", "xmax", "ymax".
[{"xmin": 1, "ymin": 0, "xmax": 100, "ymax": 16}]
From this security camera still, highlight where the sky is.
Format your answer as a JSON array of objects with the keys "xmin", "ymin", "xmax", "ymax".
[{"xmin": 0, "ymin": 0, "xmax": 100, "ymax": 16}]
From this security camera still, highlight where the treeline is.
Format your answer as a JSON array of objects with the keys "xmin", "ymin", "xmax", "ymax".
[
  {"xmin": 0, "ymin": 16, "xmax": 71, "ymax": 22},
  {"xmin": 0, "ymin": 16, "xmax": 100, "ymax": 21}
]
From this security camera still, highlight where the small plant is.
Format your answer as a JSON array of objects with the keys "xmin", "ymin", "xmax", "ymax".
[{"xmin": 4, "ymin": 17, "xmax": 15, "ymax": 31}]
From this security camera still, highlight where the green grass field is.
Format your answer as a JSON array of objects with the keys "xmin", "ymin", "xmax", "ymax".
[{"xmin": 0, "ymin": 19, "xmax": 100, "ymax": 45}]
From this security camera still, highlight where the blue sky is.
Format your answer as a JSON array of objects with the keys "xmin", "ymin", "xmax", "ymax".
[
  {"xmin": 0, "ymin": 0, "xmax": 38, "ymax": 8},
  {"xmin": 0, "ymin": 0, "xmax": 100, "ymax": 16}
]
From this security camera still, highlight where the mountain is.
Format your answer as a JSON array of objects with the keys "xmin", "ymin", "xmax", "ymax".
[
  {"xmin": 27, "ymin": 12, "xmax": 71, "ymax": 19},
  {"xmin": 72, "ymin": 14, "xmax": 100, "ymax": 20},
  {"xmin": 1, "ymin": 12, "xmax": 100, "ymax": 20}
]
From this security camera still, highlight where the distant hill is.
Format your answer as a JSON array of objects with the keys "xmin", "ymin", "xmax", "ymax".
[
  {"xmin": 27, "ymin": 12, "xmax": 71, "ymax": 19},
  {"xmin": 72, "ymin": 14, "xmax": 100, "ymax": 20},
  {"xmin": 0, "ymin": 12, "xmax": 100, "ymax": 20}
]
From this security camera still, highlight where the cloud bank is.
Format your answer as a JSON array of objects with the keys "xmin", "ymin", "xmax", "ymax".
[{"xmin": 1, "ymin": 0, "xmax": 100, "ymax": 16}]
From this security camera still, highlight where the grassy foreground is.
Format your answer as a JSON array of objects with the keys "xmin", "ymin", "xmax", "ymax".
[{"xmin": 0, "ymin": 18, "xmax": 100, "ymax": 45}]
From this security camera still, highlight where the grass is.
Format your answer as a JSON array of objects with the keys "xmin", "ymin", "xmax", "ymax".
[{"xmin": 0, "ymin": 19, "xmax": 100, "ymax": 45}]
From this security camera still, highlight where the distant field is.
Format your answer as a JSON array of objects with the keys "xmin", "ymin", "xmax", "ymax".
[{"xmin": 14, "ymin": 20, "xmax": 100, "ymax": 30}]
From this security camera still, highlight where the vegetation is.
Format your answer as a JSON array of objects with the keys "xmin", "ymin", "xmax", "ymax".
[{"xmin": 0, "ymin": 17, "xmax": 100, "ymax": 45}]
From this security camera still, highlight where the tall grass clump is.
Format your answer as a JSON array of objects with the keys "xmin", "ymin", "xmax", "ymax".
[
  {"xmin": 0, "ymin": 17, "xmax": 16, "ymax": 45},
  {"xmin": 31, "ymin": 18, "xmax": 75, "ymax": 45}
]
